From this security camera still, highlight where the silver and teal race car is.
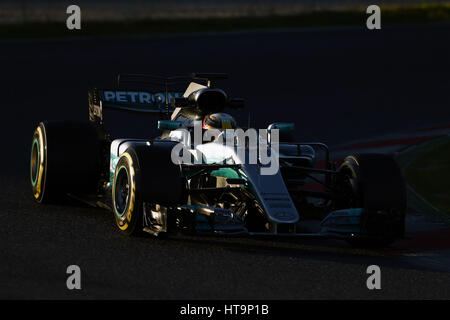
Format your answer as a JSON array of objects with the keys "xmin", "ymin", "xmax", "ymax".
[{"xmin": 30, "ymin": 73, "xmax": 406, "ymax": 247}]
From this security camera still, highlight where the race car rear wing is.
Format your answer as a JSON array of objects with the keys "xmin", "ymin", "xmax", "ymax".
[
  {"xmin": 88, "ymin": 73, "xmax": 230, "ymax": 124},
  {"xmin": 88, "ymin": 88, "xmax": 186, "ymax": 125}
]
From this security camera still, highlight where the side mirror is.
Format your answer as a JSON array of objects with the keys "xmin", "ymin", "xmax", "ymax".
[
  {"xmin": 267, "ymin": 123, "xmax": 295, "ymax": 143},
  {"xmin": 267, "ymin": 123, "xmax": 294, "ymax": 131},
  {"xmin": 158, "ymin": 120, "xmax": 183, "ymax": 131}
]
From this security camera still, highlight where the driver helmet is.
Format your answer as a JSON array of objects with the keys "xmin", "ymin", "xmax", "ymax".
[{"xmin": 202, "ymin": 113, "xmax": 237, "ymax": 130}]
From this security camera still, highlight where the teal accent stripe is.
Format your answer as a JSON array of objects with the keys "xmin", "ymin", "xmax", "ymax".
[{"xmin": 30, "ymin": 138, "xmax": 39, "ymax": 186}]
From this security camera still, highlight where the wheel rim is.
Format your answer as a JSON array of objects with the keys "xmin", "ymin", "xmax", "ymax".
[
  {"xmin": 114, "ymin": 166, "xmax": 130, "ymax": 217},
  {"xmin": 30, "ymin": 138, "xmax": 40, "ymax": 186}
]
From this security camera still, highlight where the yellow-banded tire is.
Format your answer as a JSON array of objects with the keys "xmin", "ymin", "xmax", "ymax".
[
  {"xmin": 31, "ymin": 124, "xmax": 48, "ymax": 203},
  {"xmin": 30, "ymin": 121, "xmax": 102, "ymax": 203},
  {"xmin": 112, "ymin": 151, "xmax": 143, "ymax": 236}
]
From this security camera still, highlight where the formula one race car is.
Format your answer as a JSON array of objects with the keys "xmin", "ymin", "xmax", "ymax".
[{"xmin": 30, "ymin": 73, "xmax": 406, "ymax": 247}]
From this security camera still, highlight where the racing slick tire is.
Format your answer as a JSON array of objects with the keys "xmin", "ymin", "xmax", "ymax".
[
  {"xmin": 338, "ymin": 154, "xmax": 407, "ymax": 247},
  {"xmin": 30, "ymin": 121, "xmax": 101, "ymax": 203},
  {"xmin": 111, "ymin": 141, "xmax": 185, "ymax": 236}
]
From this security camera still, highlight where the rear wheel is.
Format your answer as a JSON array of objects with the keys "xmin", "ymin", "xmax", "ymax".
[
  {"xmin": 337, "ymin": 154, "xmax": 407, "ymax": 247},
  {"xmin": 30, "ymin": 121, "xmax": 101, "ymax": 203}
]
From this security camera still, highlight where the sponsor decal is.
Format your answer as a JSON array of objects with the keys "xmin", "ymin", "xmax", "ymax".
[{"xmin": 101, "ymin": 91, "xmax": 183, "ymax": 108}]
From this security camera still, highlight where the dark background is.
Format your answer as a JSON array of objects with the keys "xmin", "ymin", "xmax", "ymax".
[{"xmin": 0, "ymin": 23, "xmax": 450, "ymax": 298}]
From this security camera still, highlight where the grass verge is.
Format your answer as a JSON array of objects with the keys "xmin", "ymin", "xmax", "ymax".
[
  {"xmin": 0, "ymin": 3, "xmax": 449, "ymax": 40},
  {"xmin": 404, "ymin": 137, "xmax": 450, "ymax": 214},
  {"xmin": 397, "ymin": 135, "xmax": 450, "ymax": 221}
]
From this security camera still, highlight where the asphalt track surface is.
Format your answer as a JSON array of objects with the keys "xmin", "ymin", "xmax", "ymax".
[{"xmin": 1, "ymin": 24, "xmax": 450, "ymax": 299}]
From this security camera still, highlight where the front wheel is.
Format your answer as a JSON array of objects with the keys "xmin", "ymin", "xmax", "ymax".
[
  {"xmin": 111, "ymin": 142, "xmax": 186, "ymax": 236},
  {"xmin": 112, "ymin": 151, "xmax": 143, "ymax": 236},
  {"xmin": 337, "ymin": 154, "xmax": 407, "ymax": 247}
]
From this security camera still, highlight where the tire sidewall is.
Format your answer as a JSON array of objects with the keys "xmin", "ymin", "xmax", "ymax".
[
  {"xmin": 31, "ymin": 123, "xmax": 48, "ymax": 203},
  {"xmin": 112, "ymin": 151, "xmax": 142, "ymax": 235}
]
